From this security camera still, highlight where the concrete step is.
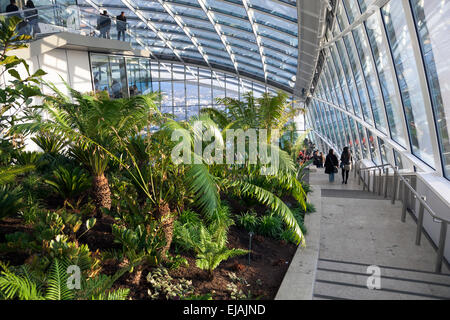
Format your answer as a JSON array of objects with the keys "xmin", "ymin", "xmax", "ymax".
[{"xmin": 313, "ymin": 258, "xmax": 450, "ymax": 300}]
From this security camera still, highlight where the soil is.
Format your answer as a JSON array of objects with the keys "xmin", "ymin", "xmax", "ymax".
[{"xmin": 0, "ymin": 216, "xmax": 297, "ymax": 300}]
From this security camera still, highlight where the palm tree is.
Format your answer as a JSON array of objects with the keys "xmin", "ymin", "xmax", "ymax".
[
  {"xmin": 15, "ymin": 85, "xmax": 161, "ymax": 216},
  {"xmin": 164, "ymin": 114, "xmax": 307, "ymax": 246}
]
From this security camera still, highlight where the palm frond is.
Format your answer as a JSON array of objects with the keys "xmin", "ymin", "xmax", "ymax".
[{"xmin": 223, "ymin": 179, "xmax": 305, "ymax": 246}]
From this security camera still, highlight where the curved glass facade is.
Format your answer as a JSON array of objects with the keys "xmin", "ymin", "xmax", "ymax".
[
  {"xmin": 90, "ymin": 52, "xmax": 289, "ymax": 121},
  {"xmin": 77, "ymin": 0, "xmax": 298, "ymax": 92},
  {"xmin": 305, "ymin": 0, "xmax": 450, "ymax": 182}
]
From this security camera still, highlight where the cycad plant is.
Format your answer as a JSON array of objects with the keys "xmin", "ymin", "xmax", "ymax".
[{"xmin": 16, "ymin": 86, "xmax": 161, "ymax": 216}]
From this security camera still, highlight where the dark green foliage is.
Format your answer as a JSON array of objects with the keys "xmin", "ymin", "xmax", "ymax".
[
  {"xmin": 44, "ymin": 166, "xmax": 91, "ymax": 203},
  {"xmin": 0, "ymin": 185, "xmax": 24, "ymax": 219},
  {"xmin": 0, "ymin": 258, "xmax": 130, "ymax": 300},
  {"xmin": 31, "ymin": 132, "xmax": 67, "ymax": 157},
  {"xmin": 13, "ymin": 150, "xmax": 45, "ymax": 167},
  {"xmin": 257, "ymin": 213, "xmax": 283, "ymax": 238},
  {"xmin": 236, "ymin": 211, "xmax": 259, "ymax": 233},
  {"xmin": 177, "ymin": 209, "xmax": 202, "ymax": 226},
  {"xmin": 174, "ymin": 206, "xmax": 247, "ymax": 275},
  {"xmin": 112, "ymin": 222, "xmax": 165, "ymax": 268}
]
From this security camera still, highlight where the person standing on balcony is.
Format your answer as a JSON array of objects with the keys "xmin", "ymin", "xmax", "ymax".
[
  {"xmin": 116, "ymin": 11, "xmax": 127, "ymax": 41},
  {"xmin": 5, "ymin": 0, "xmax": 19, "ymax": 16},
  {"xmin": 340, "ymin": 146, "xmax": 352, "ymax": 184},
  {"xmin": 324, "ymin": 149, "xmax": 339, "ymax": 183},
  {"xmin": 24, "ymin": 0, "xmax": 40, "ymax": 38},
  {"xmin": 97, "ymin": 10, "xmax": 111, "ymax": 39}
]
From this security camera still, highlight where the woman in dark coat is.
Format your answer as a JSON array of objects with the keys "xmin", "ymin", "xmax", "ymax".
[
  {"xmin": 340, "ymin": 146, "xmax": 352, "ymax": 184},
  {"xmin": 324, "ymin": 149, "xmax": 339, "ymax": 182}
]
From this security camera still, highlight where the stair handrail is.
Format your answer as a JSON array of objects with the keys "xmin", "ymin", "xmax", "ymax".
[{"xmin": 354, "ymin": 160, "xmax": 449, "ymax": 273}]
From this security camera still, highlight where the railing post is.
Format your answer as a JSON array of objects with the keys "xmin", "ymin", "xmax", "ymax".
[
  {"xmin": 384, "ymin": 167, "xmax": 389, "ymax": 199},
  {"xmin": 391, "ymin": 167, "xmax": 398, "ymax": 205},
  {"xmin": 354, "ymin": 161, "xmax": 357, "ymax": 179},
  {"xmin": 362, "ymin": 170, "xmax": 366, "ymax": 190},
  {"xmin": 401, "ymin": 178, "xmax": 409, "ymax": 222},
  {"xmin": 415, "ymin": 196, "xmax": 426, "ymax": 246},
  {"xmin": 358, "ymin": 168, "xmax": 361, "ymax": 185},
  {"xmin": 367, "ymin": 170, "xmax": 371, "ymax": 192},
  {"xmin": 378, "ymin": 168, "xmax": 382, "ymax": 196},
  {"xmin": 435, "ymin": 221, "xmax": 448, "ymax": 273}
]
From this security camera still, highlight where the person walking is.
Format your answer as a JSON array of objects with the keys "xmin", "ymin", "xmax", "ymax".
[
  {"xmin": 116, "ymin": 11, "xmax": 127, "ymax": 41},
  {"xmin": 97, "ymin": 10, "xmax": 111, "ymax": 39},
  {"xmin": 24, "ymin": 0, "xmax": 40, "ymax": 38},
  {"xmin": 324, "ymin": 149, "xmax": 339, "ymax": 183},
  {"xmin": 319, "ymin": 151, "xmax": 324, "ymax": 168},
  {"xmin": 340, "ymin": 146, "xmax": 352, "ymax": 184}
]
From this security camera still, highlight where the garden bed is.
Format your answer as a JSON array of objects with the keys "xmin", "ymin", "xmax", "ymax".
[{"xmin": 0, "ymin": 216, "xmax": 297, "ymax": 300}]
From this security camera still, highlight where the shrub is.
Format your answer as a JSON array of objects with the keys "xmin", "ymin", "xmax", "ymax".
[
  {"xmin": 13, "ymin": 151, "xmax": 45, "ymax": 167},
  {"xmin": 236, "ymin": 211, "xmax": 259, "ymax": 233},
  {"xmin": 0, "ymin": 185, "xmax": 24, "ymax": 219},
  {"xmin": 258, "ymin": 213, "xmax": 283, "ymax": 238},
  {"xmin": 44, "ymin": 166, "xmax": 91, "ymax": 203},
  {"xmin": 177, "ymin": 209, "xmax": 202, "ymax": 226},
  {"xmin": 174, "ymin": 206, "xmax": 247, "ymax": 277},
  {"xmin": 31, "ymin": 132, "xmax": 67, "ymax": 157}
]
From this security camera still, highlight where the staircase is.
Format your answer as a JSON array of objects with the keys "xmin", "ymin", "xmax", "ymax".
[
  {"xmin": 314, "ymin": 258, "xmax": 450, "ymax": 300},
  {"xmin": 309, "ymin": 166, "xmax": 450, "ymax": 300}
]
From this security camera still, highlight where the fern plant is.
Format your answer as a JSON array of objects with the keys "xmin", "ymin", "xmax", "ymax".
[
  {"xmin": 174, "ymin": 207, "xmax": 247, "ymax": 278},
  {"xmin": 0, "ymin": 259, "xmax": 129, "ymax": 300},
  {"xmin": 195, "ymin": 225, "xmax": 247, "ymax": 278}
]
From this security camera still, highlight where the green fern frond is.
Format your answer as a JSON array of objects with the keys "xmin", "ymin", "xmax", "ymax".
[{"xmin": 45, "ymin": 258, "xmax": 74, "ymax": 300}]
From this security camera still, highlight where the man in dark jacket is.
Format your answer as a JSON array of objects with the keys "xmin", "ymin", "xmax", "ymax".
[
  {"xmin": 97, "ymin": 10, "xmax": 111, "ymax": 39},
  {"xmin": 5, "ymin": 0, "xmax": 19, "ymax": 15},
  {"xmin": 116, "ymin": 11, "xmax": 127, "ymax": 41},
  {"xmin": 324, "ymin": 149, "xmax": 339, "ymax": 183}
]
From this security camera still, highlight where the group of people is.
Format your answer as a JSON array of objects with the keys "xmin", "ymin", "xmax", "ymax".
[
  {"xmin": 323, "ymin": 147, "xmax": 353, "ymax": 184},
  {"xmin": 5, "ymin": 0, "xmax": 40, "ymax": 37},
  {"xmin": 312, "ymin": 150, "xmax": 325, "ymax": 168},
  {"xmin": 96, "ymin": 10, "xmax": 127, "ymax": 41}
]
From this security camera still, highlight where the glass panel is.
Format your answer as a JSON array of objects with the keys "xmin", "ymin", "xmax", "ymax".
[
  {"xmin": 335, "ymin": 39, "xmax": 362, "ymax": 117},
  {"xmin": 343, "ymin": 34, "xmax": 372, "ymax": 122},
  {"xmin": 393, "ymin": 148, "xmax": 404, "ymax": 169},
  {"xmin": 108, "ymin": 56, "xmax": 127, "ymax": 98},
  {"xmin": 366, "ymin": 129, "xmax": 381, "ymax": 164},
  {"xmin": 357, "ymin": 122, "xmax": 370, "ymax": 158},
  {"xmin": 348, "ymin": 116, "xmax": 362, "ymax": 159},
  {"xmin": 382, "ymin": 1, "xmax": 435, "ymax": 167},
  {"xmin": 352, "ymin": 25, "xmax": 387, "ymax": 132},
  {"xmin": 411, "ymin": 0, "xmax": 450, "ymax": 178},
  {"xmin": 343, "ymin": 0, "xmax": 361, "ymax": 24},
  {"xmin": 91, "ymin": 54, "xmax": 110, "ymax": 94},
  {"xmin": 378, "ymin": 137, "xmax": 388, "ymax": 165},
  {"xmin": 365, "ymin": 14, "xmax": 407, "ymax": 147}
]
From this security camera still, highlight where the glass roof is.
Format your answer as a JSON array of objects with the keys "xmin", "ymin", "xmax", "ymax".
[{"xmin": 78, "ymin": 0, "xmax": 299, "ymax": 92}]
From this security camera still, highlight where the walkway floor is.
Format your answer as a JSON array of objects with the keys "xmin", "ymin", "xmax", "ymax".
[{"xmin": 311, "ymin": 169, "xmax": 450, "ymax": 300}]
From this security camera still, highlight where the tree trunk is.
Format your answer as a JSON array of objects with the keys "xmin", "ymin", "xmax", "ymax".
[
  {"xmin": 92, "ymin": 173, "xmax": 111, "ymax": 218},
  {"xmin": 155, "ymin": 200, "xmax": 174, "ymax": 259}
]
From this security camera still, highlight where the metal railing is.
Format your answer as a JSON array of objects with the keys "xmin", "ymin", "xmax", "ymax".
[
  {"xmin": 0, "ymin": 4, "xmax": 136, "ymax": 44},
  {"xmin": 354, "ymin": 161, "xmax": 449, "ymax": 273}
]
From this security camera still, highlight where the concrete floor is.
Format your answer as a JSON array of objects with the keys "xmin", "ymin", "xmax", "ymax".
[
  {"xmin": 277, "ymin": 167, "xmax": 450, "ymax": 300},
  {"xmin": 312, "ymin": 168, "xmax": 450, "ymax": 299}
]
